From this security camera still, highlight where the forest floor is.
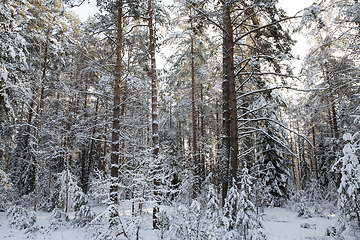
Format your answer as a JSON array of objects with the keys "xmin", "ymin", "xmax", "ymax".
[
  {"xmin": 0, "ymin": 205, "xmax": 338, "ymax": 240},
  {"xmin": 263, "ymin": 207, "xmax": 337, "ymax": 240}
]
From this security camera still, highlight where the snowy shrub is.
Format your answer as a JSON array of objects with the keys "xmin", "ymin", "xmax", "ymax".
[
  {"xmin": 328, "ymin": 217, "xmax": 360, "ymax": 240},
  {"xmin": 86, "ymin": 210, "xmax": 109, "ymax": 239},
  {"xmin": 6, "ymin": 205, "xmax": 36, "ymax": 230},
  {"xmin": 173, "ymin": 169, "xmax": 193, "ymax": 205},
  {"xmin": 198, "ymin": 174, "xmax": 222, "ymax": 239},
  {"xmin": 326, "ymin": 226, "xmax": 336, "ymax": 237},
  {"xmin": 167, "ymin": 200, "xmax": 202, "ymax": 240},
  {"xmin": 122, "ymin": 200, "xmax": 149, "ymax": 240},
  {"xmin": 38, "ymin": 196, "xmax": 57, "ymax": 212},
  {"xmin": 57, "ymin": 169, "xmax": 83, "ymax": 212},
  {"xmin": 335, "ymin": 133, "xmax": 360, "ymax": 230},
  {"xmin": 300, "ymin": 222, "xmax": 316, "ymax": 229},
  {"xmin": 291, "ymin": 190, "xmax": 312, "ymax": 219},
  {"xmin": 166, "ymin": 173, "xmax": 223, "ymax": 240},
  {"xmin": 74, "ymin": 204, "xmax": 95, "ymax": 228},
  {"xmin": 222, "ymin": 181, "xmax": 243, "ymax": 239},
  {"xmin": 203, "ymin": 174, "xmax": 221, "ymax": 235},
  {"xmin": 222, "ymin": 173, "xmax": 266, "ymax": 240},
  {"xmin": 73, "ymin": 190, "xmax": 95, "ymax": 227},
  {"xmin": 326, "ymin": 132, "xmax": 360, "ymax": 239},
  {"xmin": 256, "ymin": 125, "xmax": 290, "ymax": 208},
  {"xmin": 289, "ymin": 178, "xmax": 336, "ymax": 218},
  {"xmin": 86, "ymin": 206, "xmax": 127, "ymax": 240},
  {"xmin": 89, "ymin": 170, "xmax": 110, "ymax": 205},
  {"xmin": 153, "ymin": 209, "xmax": 170, "ymax": 239},
  {"xmin": 48, "ymin": 207, "xmax": 69, "ymax": 230},
  {"xmin": 306, "ymin": 178, "xmax": 323, "ymax": 203},
  {"xmin": 0, "ymin": 169, "xmax": 16, "ymax": 212},
  {"xmin": 167, "ymin": 172, "xmax": 265, "ymax": 240}
]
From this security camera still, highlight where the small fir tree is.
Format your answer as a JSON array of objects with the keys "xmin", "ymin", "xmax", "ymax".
[
  {"xmin": 335, "ymin": 133, "xmax": 360, "ymax": 229},
  {"xmin": 257, "ymin": 126, "xmax": 290, "ymax": 207}
]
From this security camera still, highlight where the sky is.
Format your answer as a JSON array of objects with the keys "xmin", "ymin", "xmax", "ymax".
[
  {"xmin": 279, "ymin": 0, "xmax": 314, "ymax": 16},
  {"xmin": 279, "ymin": 0, "xmax": 315, "ymax": 61},
  {"xmin": 72, "ymin": 0, "xmax": 98, "ymax": 22}
]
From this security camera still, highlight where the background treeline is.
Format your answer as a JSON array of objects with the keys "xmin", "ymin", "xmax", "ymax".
[{"xmin": 0, "ymin": 0, "xmax": 360, "ymax": 239}]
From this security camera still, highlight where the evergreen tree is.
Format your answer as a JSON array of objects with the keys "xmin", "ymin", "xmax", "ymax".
[
  {"xmin": 336, "ymin": 132, "xmax": 360, "ymax": 229},
  {"xmin": 256, "ymin": 98, "xmax": 290, "ymax": 206}
]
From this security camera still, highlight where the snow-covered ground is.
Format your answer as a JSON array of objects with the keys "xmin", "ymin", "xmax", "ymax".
[
  {"xmin": 264, "ymin": 207, "xmax": 337, "ymax": 240},
  {"xmin": 0, "ymin": 206, "xmax": 337, "ymax": 239},
  {"xmin": 0, "ymin": 210, "xmax": 87, "ymax": 239}
]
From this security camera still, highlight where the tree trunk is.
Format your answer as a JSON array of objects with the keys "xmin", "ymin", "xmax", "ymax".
[
  {"xmin": 325, "ymin": 68, "xmax": 338, "ymax": 140},
  {"xmin": 200, "ymin": 80, "xmax": 205, "ymax": 181},
  {"xmin": 80, "ymin": 58, "xmax": 89, "ymax": 193},
  {"xmin": 331, "ymin": 104, "xmax": 338, "ymax": 139},
  {"xmin": 190, "ymin": 16, "xmax": 199, "ymax": 196},
  {"xmin": 84, "ymin": 97, "xmax": 99, "ymax": 194},
  {"xmin": 289, "ymin": 121, "xmax": 297, "ymax": 185},
  {"xmin": 31, "ymin": 23, "xmax": 51, "ymax": 211},
  {"xmin": 149, "ymin": 0, "xmax": 158, "ymax": 158},
  {"xmin": 221, "ymin": 0, "xmax": 237, "ymax": 205},
  {"xmin": 311, "ymin": 119, "xmax": 318, "ymax": 179},
  {"xmin": 221, "ymin": 17, "xmax": 230, "ymax": 207},
  {"xmin": 109, "ymin": 3, "xmax": 123, "ymax": 227},
  {"xmin": 215, "ymin": 100, "xmax": 220, "ymax": 186},
  {"xmin": 102, "ymin": 124, "xmax": 107, "ymax": 175},
  {"xmin": 148, "ymin": 0, "xmax": 160, "ymax": 229}
]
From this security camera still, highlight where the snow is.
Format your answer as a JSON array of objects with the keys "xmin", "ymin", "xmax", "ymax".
[
  {"xmin": 0, "ymin": 210, "xmax": 86, "ymax": 239},
  {"xmin": 343, "ymin": 133, "xmax": 354, "ymax": 142},
  {"xmin": 0, "ymin": 66, "xmax": 8, "ymax": 81},
  {"xmin": 0, "ymin": 206, "xmax": 338, "ymax": 240},
  {"xmin": 264, "ymin": 207, "xmax": 337, "ymax": 240},
  {"xmin": 8, "ymin": 46, "xmax": 16, "ymax": 59}
]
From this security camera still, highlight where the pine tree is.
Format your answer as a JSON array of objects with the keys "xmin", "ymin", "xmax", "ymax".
[
  {"xmin": 336, "ymin": 133, "xmax": 360, "ymax": 228},
  {"xmin": 256, "ymin": 110, "xmax": 290, "ymax": 207},
  {"xmin": 222, "ymin": 169, "xmax": 266, "ymax": 240}
]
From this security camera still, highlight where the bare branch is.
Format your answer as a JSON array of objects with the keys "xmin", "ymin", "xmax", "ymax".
[
  {"xmin": 239, "ymin": 126, "xmax": 298, "ymax": 158},
  {"xmin": 236, "ymin": 72, "xmax": 253, "ymax": 91},
  {"xmin": 237, "ymin": 103, "xmax": 269, "ymax": 119},
  {"xmin": 237, "ymin": 71, "xmax": 299, "ymax": 79},
  {"xmin": 234, "ymin": 16, "xmax": 300, "ymax": 44},
  {"xmin": 124, "ymin": 24, "xmax": 148, "ymax": 35},
  {"xmin": 68, "ymin": 0, "xmax": 86, "ymax": 8},
  {"xmin": 237, "ymin": 85, "xmax": 329, "ymax": 99}
]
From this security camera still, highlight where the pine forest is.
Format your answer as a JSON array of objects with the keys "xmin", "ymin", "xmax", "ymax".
[{"xmin": 1, "ymin": 0, "xmax": 360, "ymax": 239}]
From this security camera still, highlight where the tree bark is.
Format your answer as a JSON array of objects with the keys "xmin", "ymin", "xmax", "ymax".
[
  {"xmin": 109, "ymin": 3, "xmax": 123, "ymax": 227},
  {"xmin": 190, "ymin": 14, "xmax": 199, "ymax": 196},
  {"xmin": 311, "ymin": 118, "xmax": 318, "ymax": 179},
  {"xmin": 149, "ymin": 0, "xmax": 158, "ymax": 158},
  {"xmin": 200, "ymin": 79, "xmax": 205, "ymax": 181},
  {"xmin": 331, "ymin": 103, "xmax": 338, "ymax": 139},
  {"xmin": 148, "ymin": 0, "xmax": 160, "ymax": 229},
  {"xmin": 221, "ymin": 0, "xmax": 238, "ymax": 205},
  {"xmin": 84, "ymin": 97, "xmax": 99, "ymax": 194},
  {"xmin": 81, "ymin": 79, "xmax": 88, "ymax": 193}
]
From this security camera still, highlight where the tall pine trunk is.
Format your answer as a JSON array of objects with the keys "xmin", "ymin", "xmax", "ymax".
[
  {"xmin": 190, "ymin": 16, "xmax": 199, "ymax": 196},
  {"xmin": 109, "ymin": 3, "xmax": 123, "ymax": 228},
  {"xmin": 221, "ymin": 0, "xmax": 238, "ymax": 206},
  {"xmin": 200, "ymin": 79, "xmax": 205, "ymax": 182},
  {"xmin": 311, "ymin": 119, "xmax": 318, "ymax": 179},
  {"xmin": 148, "ymin": 0, "xmax": 160, "ymax": 229}
]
